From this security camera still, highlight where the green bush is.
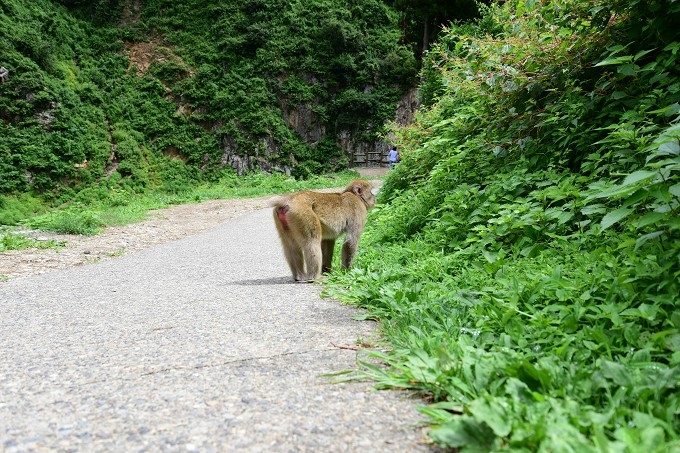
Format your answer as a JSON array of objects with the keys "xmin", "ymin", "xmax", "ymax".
[
  {"xmin": 0, "ymin": 194, "xmax": 47, "ymax": 225},
  {"xmin": 326, "ymin": 0, "xmax": 680, "ymax": 450},
  {"xmin": 26, "ymin": 207, "xmax": 104, "ymax": 235},
  {"xmin": 1, "ymin": 0, "xmax": 417, "ymax": 205}
]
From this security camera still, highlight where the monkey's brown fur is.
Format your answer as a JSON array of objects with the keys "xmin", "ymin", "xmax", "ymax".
[{"xmin": 270, "ymin": 179, "xmax": 377, "ymax": 282}]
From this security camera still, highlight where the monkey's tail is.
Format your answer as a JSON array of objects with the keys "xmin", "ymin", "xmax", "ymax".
[{"xmin": 268, "ymin": 196, "xmax": 288, "ymax": 208}]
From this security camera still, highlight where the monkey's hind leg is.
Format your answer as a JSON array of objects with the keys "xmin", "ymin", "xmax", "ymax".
[
  {"xmin": 301, "ymin": 239, "xmax": 323, "ymax": 281},
  {"xmin": 273, "ymin": 208, "xmax": 305, "ymax": 281},
  {"xmin": 283, "ymin": 235, "xmax": 306, "ymax": 281},
  {"xmin": 300, "ymin": 217, "xmax": 323, "ymax": 281}
]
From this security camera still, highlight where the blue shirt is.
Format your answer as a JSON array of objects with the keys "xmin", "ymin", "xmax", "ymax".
[{"xmin": 388, "ymin": 149, "xmax": 398, "ymax": 162}]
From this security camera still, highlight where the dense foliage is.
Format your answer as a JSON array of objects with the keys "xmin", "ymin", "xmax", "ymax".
[
  {"xmin": 326, "ymin": 0, "xmax": 680, "ymax": 450},
  {"xmin": 140, "ymin": 0, "xmax": 418, "ymax": 177},
  {"xmin": 393, "ymin": 0, "xmax": 485, "ymax": 56},
  {"xmin": 0, "ymin": 0, "xmax": 416, "ymax": 212}
]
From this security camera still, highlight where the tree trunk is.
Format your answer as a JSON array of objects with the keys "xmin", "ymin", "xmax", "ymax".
[{"xmin": 422, "ymin": 15, "xmax": 430, "ymax": 54}]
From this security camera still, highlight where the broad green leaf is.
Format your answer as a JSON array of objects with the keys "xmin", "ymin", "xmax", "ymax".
[
  {"xmin": 517, "ymin": 361, "xmax": 550, "ymax": 391},
  {"xmin": 520, "ymin": 243, "xmax": 542, "ymax": 258},
  {"xmin": 618, "ymin": 63, "xmax": 640, "ymax": 76},
  {"xmin": 635, "ymin": 230, "xmax": 664, "ymax": 249},
  {"xmin": 429, "ymin": 416, "xmax": 497, "ymax": 450},
  {"xmin": 622, "ymin": 170, "xmax": 657, "ymax": 187},
  {"xmin": 594, "ymin": 427, "xmax": 619, "ymax": 452},
  {"xmin": 658, "ymin": 141, "xmax": 680, "ymax": 156},
  {"xmin": 650, "ymin": 102, "xmax": 680, "ymax": 117},
  {"xmin": 504, "ymin": 378, "xmax": 533, "ymax": 403},
  {"xmin": 555, "ymin": 211, "xmax": 573, "ymax": 224},
  {"xmin": 543, "ymin": 420, "xmax": 593, "ymax": 452},
  {"xmin": 601, "ymin": 207, "xmax": 633, "ymax": 230},
  {"xmin": 582, "ymin": 204, "xmax": 606, "ymax": 215},
  {"xmin": 433, "ymin": 117, "xmax": 457, "ymax": 128},
  {"xmin": 617, "ymin": 238, "xmax": 637, "ymax": 249},
  {"xmin": 634, "ymin": 48, "xmax": 656, "ymax": 61},
  {"xmin": 587, "ymin": 184, "xmax": 639, "ymax": 201},
  {"xmin": 669, "ymin": 217, "xmax": 680, "ymax": 229},
  {"xmin": 583, "ymin": 340, "xmax": 600, "ymax": 350},
  {"xmin": 482, "ymin": 249, "xmax": 497, "ymax": 263},
  {"xmin": 671, "ymin": 312, "xmax": 680, "ymax": 329},
  {"xmin": 632, "ymin": 212, "xmax": 666, "ymax": 228},
  {"xmin": 650, "ymin": 71, "xmax": 670, "ymax": 84},
  {"xmin": 622, "ymin": 188, "xmax": 649, "ymax": 207},
  {"xmin": 600, "ymin": 360, "xmax": 634, "ymax": 387},
  {"xmin": 664, "ymin": 334, "xmax": 680, "ymax": 352},
  {"xmin": 638, "ymin": 303, "xmax": 659, "ymax": 321},
  {"xmin": 670, "ymin": 184, "xmax": 680, "ymax": 197},
  {"xmin": 469, "ymin": 397, "xmax": 511, "ymax": 437},
  {"xmin": 595, "ymin": 55, "xmax": 633, "ymax": 66},
  {"xmin": 615, "ymin": 425, "xmax": 666, "ymax": 453},
  {"xmin": 607, "ymin": 44, "xmax": 628, "ymax": 53},
  {"xmin": 663, "ymin": 42, "xmax": 680, "ymax": 53}
]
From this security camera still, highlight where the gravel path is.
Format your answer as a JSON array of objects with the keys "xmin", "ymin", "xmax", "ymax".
[
  {"xmin": 0, "ymin": 190, "xmax": 436, "ymax": 451},
  {"xmin": 0, "ymin": 197, "xmax": 273, "ymax": 280}
]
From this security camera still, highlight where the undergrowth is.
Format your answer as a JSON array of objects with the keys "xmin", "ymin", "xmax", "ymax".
[
  {"xmin": 7, "ymin": 171, "xmax": 362, "ymax": 235},
  {"xmin": 0, "ymin": 228, "xmax": 64, "ymax": 252},
  {"xmin": 325, "ymin": 0, "xmax": 679, "ymax": 451}
]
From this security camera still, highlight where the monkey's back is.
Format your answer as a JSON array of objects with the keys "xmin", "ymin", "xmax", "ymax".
[{"xmin": 287, "ymin": 191, "xmax": 366, "ymax": 237}]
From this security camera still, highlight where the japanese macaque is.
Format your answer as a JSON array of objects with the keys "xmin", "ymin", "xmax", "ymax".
[{"xmin": 271, "ymin": 179, "xmax": 377, "ymax": 282}]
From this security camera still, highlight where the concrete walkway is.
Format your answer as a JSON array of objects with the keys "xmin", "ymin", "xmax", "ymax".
[{"xmin": 0, "ymin": 207, "xmax": 432, "ymax": 451}]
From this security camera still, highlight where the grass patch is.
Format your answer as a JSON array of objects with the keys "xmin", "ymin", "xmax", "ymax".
[
  {"xmin": 0, "ymin": 194, "xmax": 48, "ymax": 225},
  {"xmin": 26, "ymin": 209, "xmax": 104, "ymax": 235},
  {"xmin": 10, "ymin": 171, "xmax": 363, "ymax": 234},
  {"xmin": 0, "ymin": 228, "xmax": 65, "ymax": 252}
]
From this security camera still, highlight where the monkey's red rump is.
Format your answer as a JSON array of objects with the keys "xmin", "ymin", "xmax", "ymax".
[{"xmin": 276, "ymin": 206, "xmax": 289, "ymax": 230}]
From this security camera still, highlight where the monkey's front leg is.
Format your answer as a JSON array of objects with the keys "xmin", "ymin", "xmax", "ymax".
[
  {"xmin": 341, "ymin": 237, "xmax": 358, "ymax": 270},
  {"xmin": 321, "ymin": 239, "xmax": 336, "ymax": 274}
]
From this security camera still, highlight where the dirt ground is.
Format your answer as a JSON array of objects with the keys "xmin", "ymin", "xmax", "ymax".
[{"xmin": 0, "ymin": 169, "xmax": 387, "ymax": 281}]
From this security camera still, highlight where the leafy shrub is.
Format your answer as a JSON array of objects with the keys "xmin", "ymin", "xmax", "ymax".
[
  {"xmin": 27, "ymin": 207, "xmax": 104, "ymax": 235},
  {"xmin": 1, "ymin": 0, "xmax": 417, "ymax": 204},
  {"xmin": 326, "ymin": 0, "xmax": 680, "ymax": 450},
  {"xmin": 0, "ymin": 194, "xmax": 47, "ymax": 225}
]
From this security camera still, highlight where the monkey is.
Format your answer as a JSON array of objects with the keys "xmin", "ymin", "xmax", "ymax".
[{"xmin": 270, "ymin": 179, "xmax": 377, "ymax": 282}]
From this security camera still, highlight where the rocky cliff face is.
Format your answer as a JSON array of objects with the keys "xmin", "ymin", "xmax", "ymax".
[
  {"xmin": 219, "ymin": 87, "xmax": 419, "ymax": 174},
  {"xmin": 281, "ymin": 99, "xmax": 326, "ymax": 145},
  {"xmin": 337, "ymin": 87, "xmax": 420, "ymax": 167},
  {"xmin": 219, "ymin": 134, "xmax": 293, "ymax": 176}
]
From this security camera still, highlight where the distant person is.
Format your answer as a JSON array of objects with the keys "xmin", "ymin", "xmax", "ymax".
[{"xmin": 388, "ymin": 147, "xmax": 399, "ymax": 169}]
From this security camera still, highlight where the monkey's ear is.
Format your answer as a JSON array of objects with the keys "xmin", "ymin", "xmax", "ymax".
[{"xmin": 353, "ymin": 184, "xmax": 363, "ymax": 196}]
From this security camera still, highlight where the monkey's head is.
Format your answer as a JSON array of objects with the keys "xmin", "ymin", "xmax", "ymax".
[{"xmin": 345, "ymin": 180, "xmax": 377, "ymax": 210}]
